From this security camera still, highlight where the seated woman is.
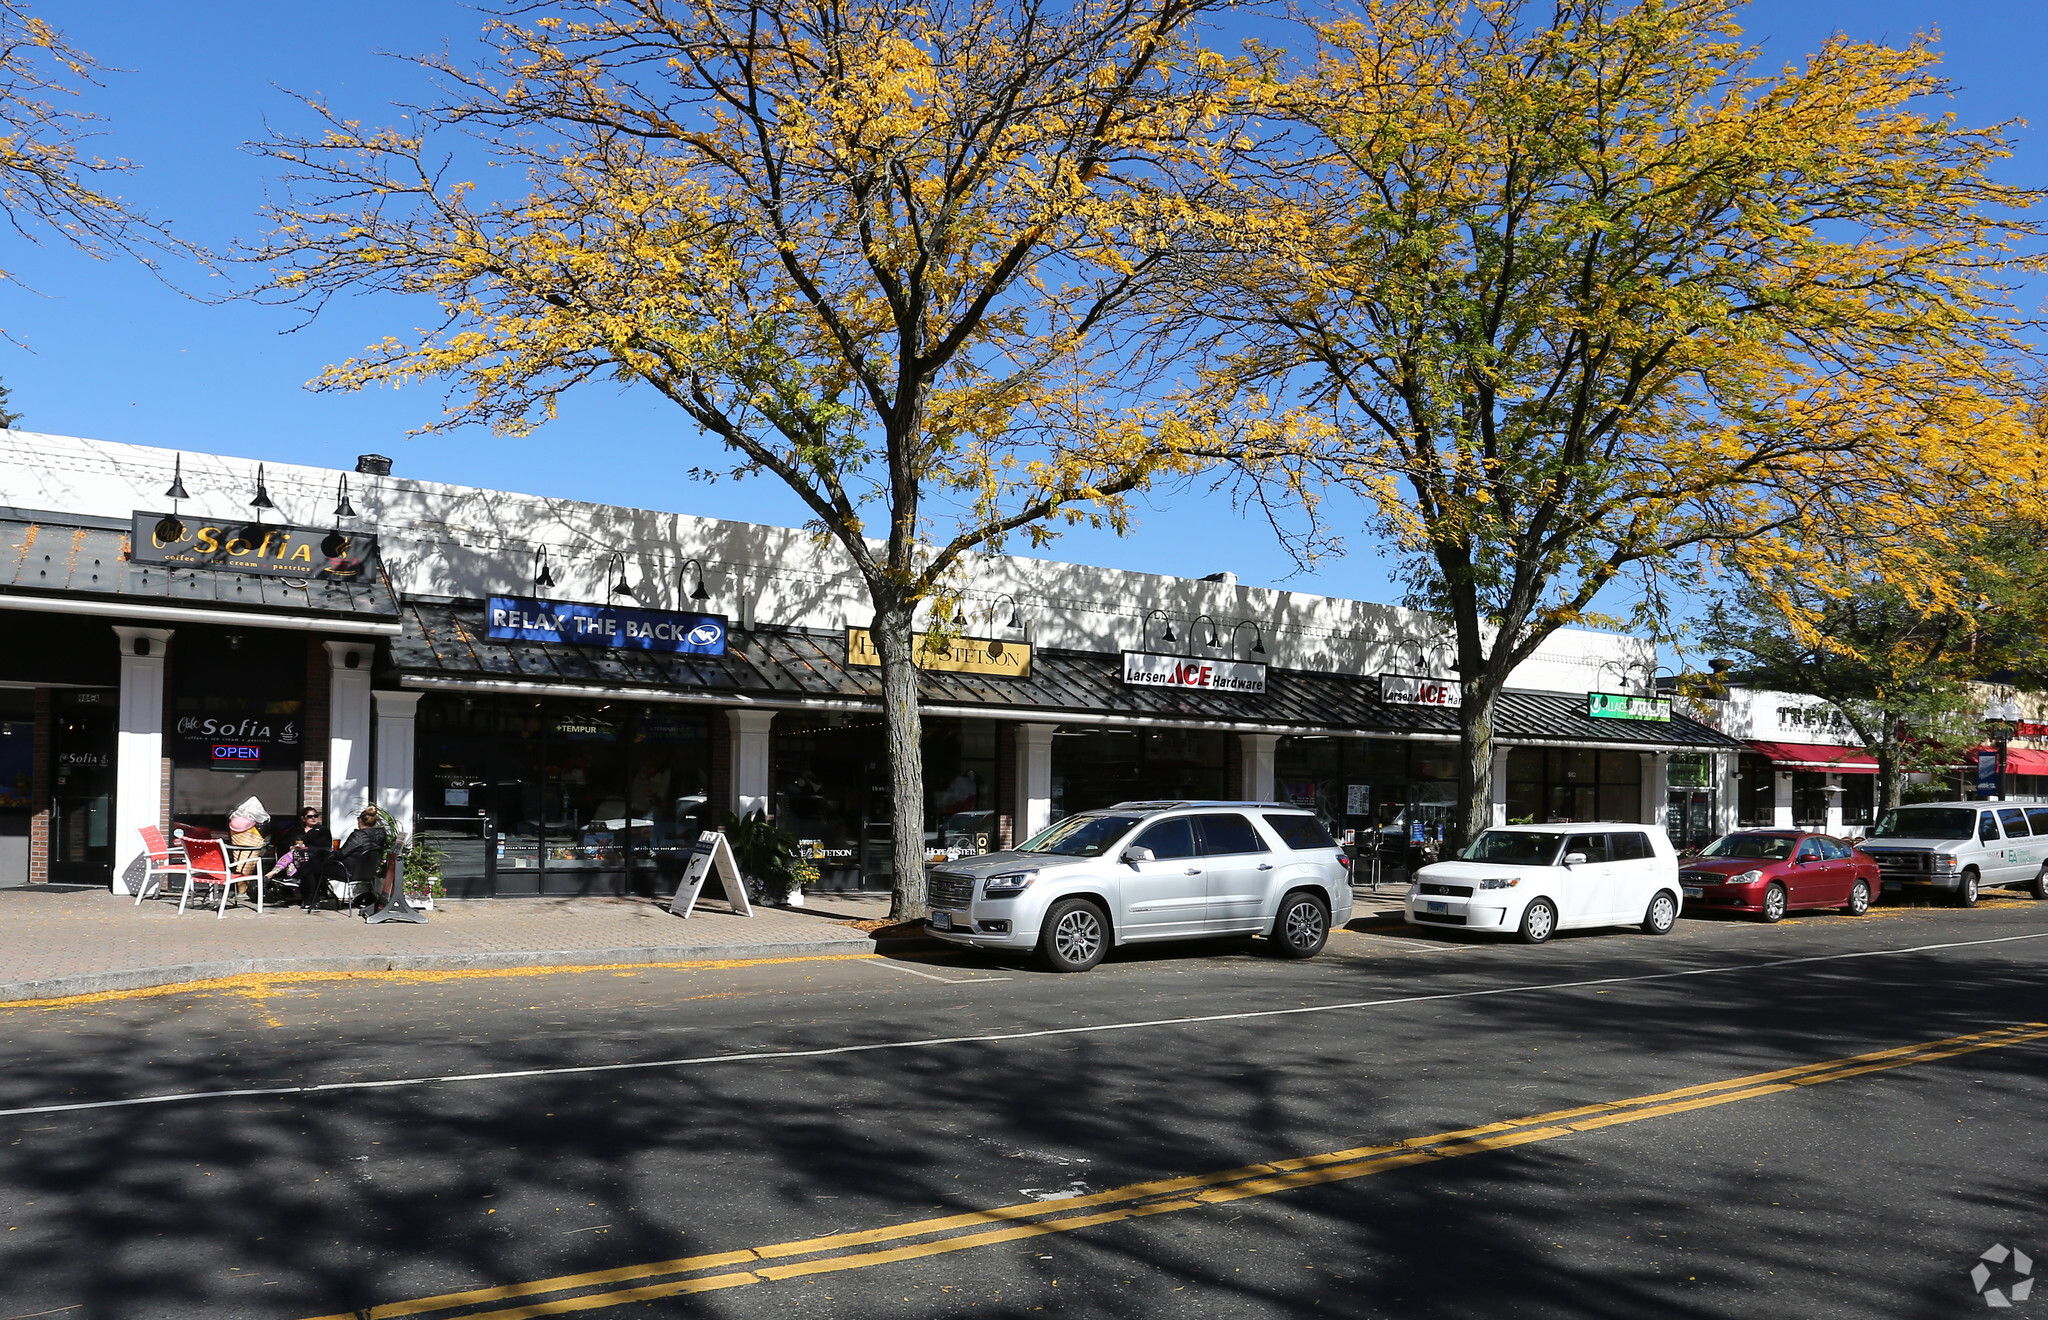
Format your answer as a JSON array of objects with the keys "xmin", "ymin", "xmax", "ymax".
[
  {"xmin": 269, "ymin": 807, "xmax": 333, "ymax": 901},
  {"xmin": 306, "ymin": 807, "xmax": 390, "ymax": 912}
]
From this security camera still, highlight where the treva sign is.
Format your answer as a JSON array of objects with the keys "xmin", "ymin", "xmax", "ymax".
[
  {"xmin": 488, "ymin": 595, "xmax": 728, "ymax": 655},
  {"xmin": 1588, "ymin": 692, "xmax": 1673, "ymax": 722},
  {"xmin": 1122, "ymin": 651, "xmax": 1268, "ymax": 694},
  {"xmin": 1380, "ymin": 673, "xmax": 1462, "ymax": 708},
  {"xmin": 846, "ymin": 628, "xmax": 1031, "ymax": 678},
  {"xmin": 131, "ymin": 511, "xmax": 377, "ymax": 581}
]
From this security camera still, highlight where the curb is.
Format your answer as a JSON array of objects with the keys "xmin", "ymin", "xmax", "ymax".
[{"xmin": 0, "ymin": 934, "xmax": 950, "ymax": 1004}]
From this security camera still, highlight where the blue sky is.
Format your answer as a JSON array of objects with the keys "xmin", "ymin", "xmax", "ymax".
[{"xmin": 5, "ymin": 0, "xmax": 2045, "ymax": 608}]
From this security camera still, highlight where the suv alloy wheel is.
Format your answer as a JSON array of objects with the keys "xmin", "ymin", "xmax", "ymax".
[
  {"xmin": 1037, "ymin": 897, "xmax": 1109, "ymax": 972},
  {"xmin": 1270, "ymin": 890, "xmax": 1330, "ymax": 959}
]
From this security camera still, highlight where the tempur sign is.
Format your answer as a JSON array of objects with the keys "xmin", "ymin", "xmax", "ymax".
[{"xmin": 1122, "ymin": 651, "xmax": 1268, "ymax": 694}]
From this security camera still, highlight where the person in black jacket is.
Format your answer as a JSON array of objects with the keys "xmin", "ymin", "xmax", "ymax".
[
  {"xmin": 270, "ymin": 807, "xmax": 334, "ymax": 907},
  {"xmin": 306, "ymin": 808, "xmax": 389, "ymax": 912}
]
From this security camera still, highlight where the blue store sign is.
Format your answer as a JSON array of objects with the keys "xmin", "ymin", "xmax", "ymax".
[{"xmin": 487, "ymin": 595, "xmax": 729, "ymax": 655}]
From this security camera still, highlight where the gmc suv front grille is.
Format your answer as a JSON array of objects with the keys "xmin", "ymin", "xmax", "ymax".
[{"xmin": 929, "ymin": 872, "xmax": 976, "ymax": 908}]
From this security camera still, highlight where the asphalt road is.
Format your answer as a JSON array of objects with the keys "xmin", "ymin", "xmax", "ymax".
[{"xmin": 2, "ymin": 894, "xmax": 2046, "ymax": 1320}]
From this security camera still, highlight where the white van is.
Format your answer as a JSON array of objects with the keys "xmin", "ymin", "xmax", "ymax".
[
  {"xmin": 1404, "ymin": 823, "xmax": 1682, "ymax": 943},
  {"xmin": 1856, "ymin": 801, "xmax": 2048, "ymax": 906}
]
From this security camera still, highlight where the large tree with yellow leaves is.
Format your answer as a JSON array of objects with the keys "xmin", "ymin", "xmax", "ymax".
[
  {"xmin": 254, "ymin": 0, "xmax": 1232, "ymax": 919},
  {"xmin": 1194, "ymin": 0, "xmax": 2048, "ymax": 847}
]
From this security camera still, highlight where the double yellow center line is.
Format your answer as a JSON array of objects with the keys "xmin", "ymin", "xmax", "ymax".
[{"xmin": 311, "ymin": 1021, "xmax": 2048, "ymax": 1320}]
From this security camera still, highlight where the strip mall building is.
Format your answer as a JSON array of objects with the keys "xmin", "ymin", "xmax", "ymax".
[{"xmin": 0, "ymin": 432, "xmax": 1743, "ymax": 896}]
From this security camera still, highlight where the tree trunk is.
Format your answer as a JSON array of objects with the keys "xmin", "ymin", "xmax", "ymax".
[
  {"xmin": 1454, "ymin": 681, "xmax": 1501, "ymax": 854},
  {"xmin": 872, "ymin": 599, "xmax": 929, "ymax": 921}
]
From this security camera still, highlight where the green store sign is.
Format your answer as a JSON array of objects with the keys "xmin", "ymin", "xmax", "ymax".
[{"xmin": 1588, "ymin": 692, "xmax": 1673, "ymax": 722}]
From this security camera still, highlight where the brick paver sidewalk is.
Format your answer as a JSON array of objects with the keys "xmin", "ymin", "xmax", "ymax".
[{"xmin": 0, "ymin": 886, "xmax": 878, "ymax": 1002}]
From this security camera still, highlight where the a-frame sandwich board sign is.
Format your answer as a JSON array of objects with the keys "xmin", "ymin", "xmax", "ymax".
[{"xmin": 668, "ymin": 829, "xmax": 755, "ymax": 918}]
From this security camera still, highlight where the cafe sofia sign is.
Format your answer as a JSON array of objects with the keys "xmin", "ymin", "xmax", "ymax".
[
  {"xmin": 488, "ymin": 595, "xmax": 728, "ymax": 655},
  {"xmin": 131, "ymin": 512, "xmax": 377, "ymax": 581},
  {"xmin": 1123, "ymin": 651, "xmax": 1268, "ymax": 694},
  {"xmin": 847, "ymin": 628, "xmax": 1031, "ymax": 678}
]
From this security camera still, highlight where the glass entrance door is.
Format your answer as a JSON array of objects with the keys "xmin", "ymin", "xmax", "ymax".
[
  {"xmin": 52, "ymin": 690, "xmax": 115, "ymax": 885},
  {"xmin": 1667, "ymin": 788, "xmax": 1716, "ymax": 852}
]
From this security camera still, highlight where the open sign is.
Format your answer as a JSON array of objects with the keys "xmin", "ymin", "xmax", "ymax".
[{"xmin": 210, "ymin": 743, "xmax": 262, "ymax": 768}]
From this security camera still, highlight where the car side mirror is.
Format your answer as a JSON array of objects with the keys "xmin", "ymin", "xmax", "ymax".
[
  {"xmin": 1562, "ymin": 852, "xmax": 1587, "ymax": 867},
  {"xmin": 1121, "ymin": 846, "xmax": 1155, "ymax": 865}
]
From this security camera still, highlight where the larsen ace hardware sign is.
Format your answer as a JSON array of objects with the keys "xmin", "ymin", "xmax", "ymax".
[
  {"xmin": 846, "ymin": 628, "xmax": 1032, "ymax": 678},
  {"xmin": 131, "ymin": 512, "xmax": 377, "ymax": 581},
  {"xmin": 1379, "ymin": 673, "xmax": 1462, "ymax": 708},
  {"xmin": 1122, "ymin": 651, "xmax": 1268, "ymax": 694}
]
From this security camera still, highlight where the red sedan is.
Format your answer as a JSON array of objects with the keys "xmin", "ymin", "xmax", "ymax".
[{"xmin": 1678, "ymin": 831, "xmax": 1879, "ymax": 922}]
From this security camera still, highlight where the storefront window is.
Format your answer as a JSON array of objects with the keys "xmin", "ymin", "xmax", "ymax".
[
  {"xmin": 1737, "ymin": 755, "xmax": 1777, "ymax": 827},
  {"xmin": 415, "ymin": 695, "xmax": 709, "ymax": 897},
  {"xmin": 772, "ymin": 713, "xmax": 1003, "ymax": 888},
  {"xmin": 1051, "ymin": 727, "xmax": 1228, "ymax": 818},
  {"xmin": 168, "ymin": 629, "xmax": 305, "ymax": 832},
  {"xmin": 1506, "ymin": 747, "xmax": 1645, "ymax": 824},
  {"xmin": 1840, "ymin": 774, "xmax": 1874, "ymax": 828},
  {"xmin": 1792, "ymin": 772, "xmax": 1830, "ymax": 828},
  {"xmin": 51, "ymin": 689, "xmax": 115, "ymax": 883}
]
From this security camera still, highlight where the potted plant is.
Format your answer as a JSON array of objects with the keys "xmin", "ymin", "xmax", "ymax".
[
  {"xmin": 402, "ymin": 835, "xmax": 446, "ymax": 910},
  {"xmin": 720, "ymin": 810, "xmax": 814, "ymax": 906}
]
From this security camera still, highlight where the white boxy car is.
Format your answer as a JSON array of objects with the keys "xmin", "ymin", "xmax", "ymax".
[
  {"xmin": 1404, "ymin": 823, "xmax": 1682, "ymax": 943},
  {"xmin": 923, "ymin": 801, "xmax": 1355, "ymax": 972},
  {"xmin": 1856, "ymin": 801, "xmax": 2048, "ymax": 906}
]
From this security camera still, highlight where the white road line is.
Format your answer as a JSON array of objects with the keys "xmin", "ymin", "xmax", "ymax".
[
  {"xmin": 862, "ymin": 960, "xmax": 1013, "ymax": 985},
  {"xmin": 3, "ymin": 931, "xmax": 2044, "ymax": 1121}
]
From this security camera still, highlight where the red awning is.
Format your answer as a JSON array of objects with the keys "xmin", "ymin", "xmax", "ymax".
[
  {"xmin": 1963, "ymin": 746, "xmax": 2048, "ymax": 776},
  {"xmin": 1746, "ymin": 741, "xmax": 1879, "ymax": 774}
]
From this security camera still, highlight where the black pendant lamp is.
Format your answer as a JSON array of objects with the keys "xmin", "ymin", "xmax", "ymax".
[
  {"xmin": 679, "ymin": 557, "xmax": 711, "ymax": 602},
  {"xmin": 249, "ymin": 464, "xmax": 276, "ymax": 512},
  {"xmin": 534, "ymin": 547, "xmax": 557, "ymax": 590},
  {"xmin": 610, "ymin": 551, "xmax": 635, "ymax": 597},
  {"xmin": 164, "ymin": 453, "xmax": 191, "ymax": 502},
  {"xmin": 333, "ymin": 473, "xmax": 357, "ymax": 520}
]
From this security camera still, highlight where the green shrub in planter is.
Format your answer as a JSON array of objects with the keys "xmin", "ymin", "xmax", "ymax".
[{"xmin": 719, "ymin": 811, "xmax": 812, "ymax": 903}]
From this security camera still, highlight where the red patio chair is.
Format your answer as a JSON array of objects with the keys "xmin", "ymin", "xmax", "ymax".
[
  {"xmin": 176, "ymin": 837, "xmax": 247, "ymax": 919},
  {"xmin": 133, "ymin": 825, "xmax": 189, "ymax": 904}
]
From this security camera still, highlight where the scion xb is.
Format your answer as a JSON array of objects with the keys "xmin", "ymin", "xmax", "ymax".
[
  {"xmin": 922, "ymin": 801, "xmax": 1354, "ymax": 972},
  {"xmin": 1405, "ymin": 822, "xmax": 1682, "ymax": 943}
]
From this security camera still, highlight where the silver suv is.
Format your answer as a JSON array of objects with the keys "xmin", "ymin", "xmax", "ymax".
[{"xmin": 923, "ymin": 801, "xmax": 1354, "ymax": 972}]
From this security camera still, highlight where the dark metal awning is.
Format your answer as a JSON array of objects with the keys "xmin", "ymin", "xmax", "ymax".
[{"xmin": 393, "ymin": 601, "xmax": 1741, "ymax": 751}]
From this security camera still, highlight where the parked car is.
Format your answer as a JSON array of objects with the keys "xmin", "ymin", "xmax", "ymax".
[
  {"xmin": 1856, "ymin": 801, "xmax": 2048, "ymax": 906},
  {"xmin": 1404, "ymin": 823, "xmax": 1681, "ymax": 944},
  {"xmin": 1678, "ymin": 831, "xmax": 1877, "ymax": 921},
  {"xmin": 922, "ymin": 801, "xmax": 1354, "ymax": 972}
]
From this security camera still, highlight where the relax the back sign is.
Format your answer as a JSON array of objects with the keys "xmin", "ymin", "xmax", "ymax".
[{"xmin": 487, "ymin": 595, "xmax": 728, "ymax": 655}]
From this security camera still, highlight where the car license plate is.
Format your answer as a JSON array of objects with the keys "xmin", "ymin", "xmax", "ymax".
[
  {"xmin": 929, "ymin": 911, "xmax": 953, "ymax": 931},
  {"xmin": 1426, "ymin": 901, "xmax": 1449, "ymax": 914},
  {"xmin": 1682, "ymin": 886, "xmax": 1702, "ymax": 898}
]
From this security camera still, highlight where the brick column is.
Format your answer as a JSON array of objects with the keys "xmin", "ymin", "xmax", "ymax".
[
  {"xmin": 301, "ymin": 637, "xmax": 330, "ymax": 812},
  {"xmin": 29, "ymin": 688, "xmax": 50, "ymax": 883}
]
